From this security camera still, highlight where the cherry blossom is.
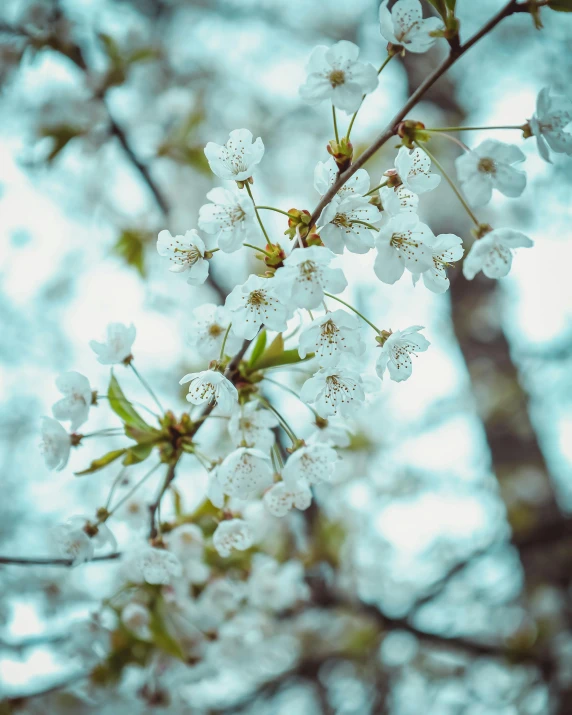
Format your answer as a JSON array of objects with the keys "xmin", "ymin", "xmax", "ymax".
[
  {"xmin": 299, "ymin": 40, "xmax": 378, "ymax": 114},
  {"xmin": 307, "ymin": 418, "xmax": 352, "ymax": 448},
  {"xmin": 463, "ymin": 229, "xmax": 533, "ymax": 280},
  {"xmin": 167, "ymin": 524, "xmax": 210, "ymax": 585},
  {"xmin": 314, "ymin": 158, "xmax": 370, "ymax": 200},
  {"xmin": 156, "ymin": 229, "xmax": 209, "ymax": 285},
  {"xmin": 40, "ymin": 416, "xmax": 71, "ymax": 471},
  {"xmin": 394, "ymin": 146, "xmax": 441, "ymax": 194},
  {"xmin": 380, "ymin": 184, "xmax": 419, "ymax": 215},
  {"xmin": 301, "ymin": 366, "xmax": 365, "ymax": 417},
  {"xmin": 52, "ymin": 371, "xmax": 92, "ymax": 432},
  {"xmin": 247, "ymin": 555, "xmax": 309, "ymax": 612},
  {"xmin": 273, "ymin": 246, "xmax": 347, "ymax": 310},
  {"xmin": 318, "ymin": 196, "xmax": 381, "ymax": 255},
  {"xmin": 51, "ymin": 517, "xmax": 116, "ymax": 566},
  {"xmin": 412, "ymin": 233, "xmax": 464, "ymax": 294},
  {"xmin": 225, "ymin": 274, "xmax": 289, "ymax": 339},
  {"xmin": 374, "ymin": 213, "xmax": 433, "ymax": 284},
  {"xmin": 186, "ymin": 303, "xmax": 242, "ymax": 360},
  {"xmin": 126, "ymin": 546, "xmax": 183, "ymax": 585},
  {"xmin": 212, "ymin": 519, "xmax": 254, "ymax": 558},
  {"xmin": 379, "ymin": 0, "xmax": 443, "ymax": 54},
  {"xmin": 263, "ymin": 480, "xmax": 313, "ymax": 517},
  {"xmin": 282, "ymin": 443, "xmax": 338, "ymax": 486},
  {"xmin": 198, "ymin": 187, "xmax": 258, "ymax": 253},
  {"xmin": 89, "ymin": 322, "xmax": 136, "ymax": 365},
  {"xmin": 455, "ymin": 140, "xmax": 526, "ymax": 208},
  {"xmin": 179, "ymin": 370, "xmax": 238, "ymax": 412},
  {"xmin": 217, "ymin": 447, "xmax": 273, "ymax": 499},
  {"xmin": 228, "ymin": 402, "xmax": 278, "ymax": 452},
  {"xmin": 298, "ymin": 309, "xmax": 365, "ymax": 366},
  {"xmin": 204, "ymin": 129, "xmax": 264, "ymax": 182},
  {"xmin": 376, "ymin": 326, "xmax": 430, "ymax": 383},
  {"xmin": 529, "ymin": 87, "xmax": 572, "ymax": 162},
  {"xmin": 207, "ymin": 467, "xmax": 226, "ymax": 509},
  {"xmin": 121, "ymin": 603, "xmax": 151, "ymax": 640}
]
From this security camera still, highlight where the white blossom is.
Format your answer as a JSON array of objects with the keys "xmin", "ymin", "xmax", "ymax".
[
  {"xmin": 40, "ymin": 417, "xmax": 71, "ymax": 471},
  {"xmin": 301, "ymin": 366, "xmax": 365, "ymax": 417},
  {"xmin": 455, "ymin": 140, "xmax": 526, "ymax": 207},
  {"xmin": 273, "ymin": 246, "xmax": 347, "ymax": 310},
  {"xmin": 379, "ymin": 0, "xmax": 443, "ymax": 54},
  {"xmin": 51, "ymin": 517, "xmax": 116, "ymax": 566},
  {"xmin": 376, "ymin": 326, "xmax": 430, "ymax": 383},
  {"xmin": 89, "ymin": 323, "xmax": 136, "ymax": 365},
  {"xmin": 380, "ymin": 184, "xmax": 419, "ymax": 215},
  {"xmin": 198, "ymin": 187, "xmax": 258, "ymax": 253},
  {"xmin": 298, "ymin": 309, "xmax": 365, "ymax": 366},
  {"xmin": 207, "ymin": 467, "xmax": 226, "ymax": 509},
  {"xmin": 283, "ymin": 443, "xmax": 338, "ymax": 486},
  {"xmin": 51, "ymin": 372, "xmax": 92, "ymax": 432},
  {"xmin": 463, "ymin": 229, "xmax": 533, "ymax": 280},
  {"xmin": 179, "ymin": 370, "xmax": 238, "ymax": 413},
  {"xmin": 314, "ymin": 157, "xmax": 370, "ymax": 200},
  {"xmin": 263, "ymin": 480, "xmax": 313, "ymax": 517},
  {"xmin": 228, "ymin": 402, "xmax": 278, "ymax": 452},
  {"xmin": 374, "ymin": 212, "xmax": 433, "ymax": 284},
  {"xmin": 318, "ymin": 196, "xmax": 381, "ymax": 255},
  {"xmin": 186, "ymin": 303, "xmax": 242, "ymax": 360},
  {"xmin": 167, "ymin": 524, "xmax": 209, "ymax": 585},
  {"xmin": 218, "ymin": 448, "xmax": 273, "ymax": 499},
  {"xmin": 530, "ymin": 87, "xmax": 572, "ymax": 162},
  {"xmin": 121, "ymin": 603, "xmax": 151, "ymax": 640},
  {"xmin": 204, "ymin": 129, "xmax": 264, "ymax": 182},
  {"xmin": 247, "ymin": 554, "xmax": 310, "ymax": 612},
  {"xmin": 412, "ymin": 233, "xmax": 464, "ymax": 293},
  {"xmin": 213, "ymin": 519, "xmax": 254, "ymax": 558},
  {"xmin": 307, "ymin": 418, "xmax": 352, "ymax": 448},
  {"xmin": 126, "ymin": 546, "xmax": 183, "ymax": 585},
  {"xmin": 225, "ymin": 274, "xmax": 289, "ymax": 339},
  {"xmin": 299, "ymin": 40, "xmax": 378, "ymax": 114},
  {"xmin": 394, "ymin": 146, "xmax": 441, "ymax": 194},
  {"xmin": 157, "ymin": 229, "xmax": 209, "ymax": 285}
]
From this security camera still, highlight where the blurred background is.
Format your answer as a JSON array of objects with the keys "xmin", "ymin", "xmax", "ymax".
[{"xmin": 0, "ymin": 0, "xmax": 571, "ymax": 712}]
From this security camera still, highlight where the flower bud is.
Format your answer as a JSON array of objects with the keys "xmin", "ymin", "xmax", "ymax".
[
  {"xmin": 397, "ymin": 120, "xmax": 429, "ymax": 149},
  {"xmin": 327, "ymin": 136, "xmax": 353, "ymax": 172}
]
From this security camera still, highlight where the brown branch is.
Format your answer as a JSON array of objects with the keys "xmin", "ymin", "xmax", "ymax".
[
  {"xmin": 0, "ymin": 552, "xmax": 120, "ymax": 566},
  {"xmin": 307, "ymin": 0, "xmax": 524, "ymax": 230}
]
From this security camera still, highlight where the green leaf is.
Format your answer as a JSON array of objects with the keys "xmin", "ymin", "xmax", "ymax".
[
  {"xmin": 123, "ymin": 443, "xmax": 153, "ymax": 466},
  {"xmin": 108, "ymin": 373, "xmax": 153, "ymax": 432},
  {"xmin": 445, "ymin": 0, "xmax": 456, "ymax": 11},
  {"xmin": 75, "ymin": 449, "xmax": 126, "ymax": 476},
  {"xmin": 149, "ymin": 608, "xmax": 185, "ymax": 660},
  {"xmin": 113, "ymin": 230, "xmax": 150, "ymax": 277},
  {"xmin": 98, "ymin": 33, "xmax": 123, "ymax": 67},
  {"xmin": 248, "ymin": 330, "xmax": 267, "ymax": 367},
  {"xmin": 257, "ymin": 332, "xmax": 284, "ymax": 366},
  {"xmin": 253, "ymin": 348, "xmax": 313, "ymax": 371},
  {"xmin": 548, "ymin": 0, "xmax": 572, "ymax": 10}
]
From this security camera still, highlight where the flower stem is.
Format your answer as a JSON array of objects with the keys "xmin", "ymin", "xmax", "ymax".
[
  {"xmin": 346, "ymin": 54, "xmax": 393, "ymax": 141},
  {"xmin": 332, "ymin": 104, "xmax": 340, "ymax": 144},
  {"xmin": 415, "ymin": 141, "xmax": 480, "ymax": 227},
  {"xmin": 129, "ymin": 362, "xmax": 164, "ymax": 413},
  {"xmin": 80, "ymin": 429, "xmax": 125, "ymax": 439},
  {"xmin": 429, "ymin": 132, "xmax": 470, "ymax": 152},
  {"xmin": 365, "ymin": 180, "xmax": 388, "ymax": 196},
  {"xmin": 245, "ymin": 182, "xmax": 272, "ymax": 245},
  {"xmin": 323, "ymin": 292, "xmax": 381, "ymax": 334},
  {"xmin": 264, "ymin": 376, "xmax": 320, "ymax": 418},
  {"xmin": 254, "ymin": 394, "xmax": 299, "ymax": 444},
  {"xmin": 256, "ymin": 206, "xmax": 298, "ymax": 219},
  {"xmin": 243, "ymin": 242, "xmax": 273, "ymax": 258},
  {"xmin": 105, "ymin": 462, "xmax": 162, "ymax": 518},
  {"xmin": 426, "ymin": 125, "xmax": 524, "ymax": 132},
  {"xmin": 219, "ymin": 323, "xmax": 232, "ymax": 361}
]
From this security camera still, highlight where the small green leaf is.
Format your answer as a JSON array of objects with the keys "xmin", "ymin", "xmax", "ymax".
[
  {"xmin": 548, "ymin": 0, "xmax": 572, "ymax": 10},
  {"xmin": 98, "ymin": 33, "xmax": 123, "ymax": 67},
  {"xmin": 75, "ymin": 449, "xmax": 127, "ymax": 476},
  {"xmin": 258, "ymin": 332, "xmax": 284, "ymax": 365},
  {"xmin": 149, "ymin": 609, "xmax": 185, "ymax": 660},
  {"xmin": 123, "ymin": 444, "xmax": 153, "ymax": 466},
  {"xmin": 108, "ymin": 373, "xmax": 153, "ymax": 432},
  {"xmin": 445, "ymin": 0, "xmax": 456, "ymax": 11},
  {"xmin": 113, "ymin": 230, "xmax": 150, "ymax": 277},
  {"xmin": 248, "ymin": 330, "xmax": 267, "ymax": 367},
  {"xmin": 172, "ymin": 487, "xmax": 183, "ymax": 518},
  {"xmin": 253, "ymin": 348, "xmax": 313, "ymax": 371}
]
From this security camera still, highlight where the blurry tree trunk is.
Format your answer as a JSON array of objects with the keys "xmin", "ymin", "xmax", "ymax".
[{"xmin": 400, "ymin": 44, "xmax": 572, "ymax": 712}]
